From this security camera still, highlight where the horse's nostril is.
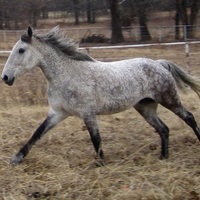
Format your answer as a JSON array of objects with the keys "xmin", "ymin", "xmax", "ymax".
[
  {"xmin": 3, "ymin": 75, "xmax": 8, "ymax": 81},
  {"xmin": 2, "ymin": 75, "xmax": 15, "ymax": 86}
]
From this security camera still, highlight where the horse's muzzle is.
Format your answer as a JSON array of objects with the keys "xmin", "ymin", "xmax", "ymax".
[{"xmin": 1, "ymin": 74, "xmax": 15, "ymax": 86}]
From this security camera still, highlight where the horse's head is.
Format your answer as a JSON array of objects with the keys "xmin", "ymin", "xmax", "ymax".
[{"xmin": 1, "ymin": 27, "xmax": 40, "ymax": 86}]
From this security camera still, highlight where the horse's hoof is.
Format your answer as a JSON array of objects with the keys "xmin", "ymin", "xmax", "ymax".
[
  {"xmin": 10, "ymin": 153, "xmax": 24, "ymax": 165},
  {"xmin": 94, "ymin": 158, "xmax": 106, "ymax": 167},
  {"xmin": 159, "ymin": 154, "xmax": 168, "ymax": 160}
]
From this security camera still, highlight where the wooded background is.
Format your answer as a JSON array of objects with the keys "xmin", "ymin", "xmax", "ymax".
[{"xmin": 0, "ymin": 0, "xmax": 199, "ymax": 43}]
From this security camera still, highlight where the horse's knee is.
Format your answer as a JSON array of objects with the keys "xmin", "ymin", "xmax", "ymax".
[
  {"xmin": 159, "ymin": 124, "xmax": 169, "ymax": 139},
  {"xmin": 184, "ymin": 111, "xmax": 200, "ymax": 141},
  {"xmin": 83, "ymin": 115, "xmax": 105, "ymax": 159},
  {"xmin": 184, "ymin": 111, "xmax": 197, "ymax": 128},
  {"xmin": 156, "ymin": 120, "xmax": 169, "ymax": 159}
]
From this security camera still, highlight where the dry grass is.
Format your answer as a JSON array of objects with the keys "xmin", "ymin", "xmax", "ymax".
[{"xmin": 0, "ymin": 37, "xmax": 200, "ymax": 200}]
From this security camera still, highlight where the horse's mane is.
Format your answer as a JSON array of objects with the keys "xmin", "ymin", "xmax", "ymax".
[{"xmin": 29, "ymin": 26, "xmax": 95, "ymax": 62}]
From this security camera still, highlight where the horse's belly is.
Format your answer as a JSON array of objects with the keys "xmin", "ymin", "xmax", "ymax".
[
  {"xmin": 96, "ymin": 99, "xmax": 135, "ymax": 115},
  {"xmin": 95, "ymin": 86, "xmax": 145, "ymax": 115}
]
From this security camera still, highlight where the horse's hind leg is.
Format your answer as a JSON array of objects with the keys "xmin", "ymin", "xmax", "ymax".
[
  {"xmin": 157, "ymin": 86, "xmax": 200, "ymax": 142},
  {"xmin": 83, "ymin": 113, "xmax": 105, "ymax": 161},
  {"xmin": 168, "ymin": 105, "xmax": 200, "ymax": 141},
  {"xmin": 134, "ymin": 98, "xmax": 169, "ymax": 159}
]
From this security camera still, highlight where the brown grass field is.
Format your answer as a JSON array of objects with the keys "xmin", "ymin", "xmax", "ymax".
[{"xmin": 1, "ymin": 21, "xmax": 200, "ymax": 200}]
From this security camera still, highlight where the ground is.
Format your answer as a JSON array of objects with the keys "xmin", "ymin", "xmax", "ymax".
[{"xmin": 0, "ymin": 18, "xmax": 200, "ymax": 200}]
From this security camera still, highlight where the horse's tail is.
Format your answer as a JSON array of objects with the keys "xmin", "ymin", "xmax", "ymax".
[{"xmin": 157, "ymin": 59, "xmax": 200, "ymax": 98}]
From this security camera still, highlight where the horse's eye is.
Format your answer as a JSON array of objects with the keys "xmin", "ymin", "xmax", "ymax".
[{"xmin": 19, "ymin": 48, "xmax": 25, "ymax": 54}]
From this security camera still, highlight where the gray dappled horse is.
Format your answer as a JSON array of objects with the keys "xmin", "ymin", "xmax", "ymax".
[{"xmin": 2, "ymin": 27, "xmax": 200, "ymax": 165}]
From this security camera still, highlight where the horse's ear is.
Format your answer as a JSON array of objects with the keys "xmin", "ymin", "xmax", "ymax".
[
  {"xmin": 28, "ymin": 27, "xmax": 33, "ymax": 38},
  {"xmin": 21, "ymin": 27, "xmax": 33, "ymax": 43}
]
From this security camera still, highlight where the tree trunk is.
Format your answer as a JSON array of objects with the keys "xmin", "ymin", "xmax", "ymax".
[
  {"xmin": 73, "ymin": 0, "xmax": 79, "ymax": 25},
  {"xmin": 190, "ymin": 0, "xmax": 198, "ymax": 25},
  {"xmin": 188, "ymin": 0, "xmax": 198, "ymax": 38},
  {"xmin": 176, "ymin": 0, "xmax": 199, "ymax": 39},
  {"xmin": 0, "ymin": 11, "xmax": 3, "ymax": 29},
  {"xmin": 109, "ymin": 0, "xmax": 124, "ymax": 43},
  {"xmin": 14, "ymin": 19, "xmax": 19, "ymax": 29},
  {"xmin": 42, "ymin": 7, "xmax": 48, "ymax": 19},
  {"xmin": 87, "ymin": 0, "xmax": 91, "ymax": 23},
  {"xmin": 180, "ymin": 0, "xmax": 188, "ymax": 25},
  {"xmin": 87, "ymin": 0, "xmax": 95, "ymax": 23},
  {"xmin": 179, "ymin": 0, "xmax": 189, "ymax": 39},
  {"xmin": 91, "ymin": 1, "xmax": 95, "ymax": 23},
  {"xmin": 32, "ymin": 10, "xmax": 37, "ymax": 28},
  {"xmin": 137, "ymin": 11, "xmax": 151, "ymax": 41},
  {"xmin": 175, "ymin": 0, "xmax": 180, "ymax": 40}
]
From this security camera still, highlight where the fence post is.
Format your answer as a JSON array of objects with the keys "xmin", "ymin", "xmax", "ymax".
[
  {"xmin": 76, "ymin": 28, "xmax": 79, "ymax": 40},
  {"xmin": 185, "ymin": 43, "xmax": 190, "ymax": 73},
  {"xmin": 86, "ymin": 48, "xmax": 90, "ymax": 54},
  {"xmin": 3, "ymin": 31, "xmax": 6, "ymax": 42},
  {"xmin": 16, "ymin": 30, "xmax": 20, "ymax": 40},
  {"xmin": 183, "ymin": 25, "xmax": 187, "ymax": 41},
  {"xmin": 158, "ymin": 26, "xmax": 162, "ymax": 42}
]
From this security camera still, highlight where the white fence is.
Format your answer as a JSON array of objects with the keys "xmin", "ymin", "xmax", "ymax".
[{"xmin": 1, "ymin": 41, "xmax": 200, "ymax": 74}]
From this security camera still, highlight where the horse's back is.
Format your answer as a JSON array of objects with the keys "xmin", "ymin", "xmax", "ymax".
[
  {"xmin": 99, "ymin": 58, "xmax": 167, "ymax": 75},
  {"xmin": 98, "ymin": 58, "xmax": 174, "ymax": 89},
  {"xmin": 91, "ymin": 58, "xmax": 177, "ymax": 115}
]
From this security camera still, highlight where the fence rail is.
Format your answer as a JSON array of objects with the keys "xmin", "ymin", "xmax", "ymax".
[{"xmin": 1, "ymin": 41, "xmax": 200, "ymax": 74}]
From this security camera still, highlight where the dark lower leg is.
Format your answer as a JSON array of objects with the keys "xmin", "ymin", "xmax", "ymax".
[
  {"xmin": 83, "ymin": 115, "xmax": 105, "ymax": 160},
  {"xmin": 90, "ymin": 133, "xmax": 104, "ymax": 159},
  {"xmin": 145, "ymin": 116, "xmax": 169, "ymax": 159},
  {"xmin": 180, "ymin": 110, "xmax": 200, "ymax": 141},
  {"xmin": 162, "ymin": 99, "xmax": 200, "ymax": 142},
  {"xmin": 16, "ymin": 119, "xmax": 48, "ymax": 159},
  {"xmin": 135, "ymin": 102, "xmax": 169, "ymax": 159},
  {"xmin": 11, "ymin": 116, "xmax": 55, "ymax": 164},
  {"xmin": 156, "ymin": 118, "xmax": 169, "ymax": 159}
]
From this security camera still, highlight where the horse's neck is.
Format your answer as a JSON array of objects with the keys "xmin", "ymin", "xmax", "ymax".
[{"xmin": 38, "ymin": 48, "xmax": 81, "ymax": 84}]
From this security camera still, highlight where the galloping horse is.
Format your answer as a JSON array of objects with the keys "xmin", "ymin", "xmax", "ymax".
[{"xmin": 2, "ymin": 27, "xmax": 200, "ymax": 165}]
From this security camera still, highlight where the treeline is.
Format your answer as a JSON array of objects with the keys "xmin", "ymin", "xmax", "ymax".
[
  {"xmin": 0, "ymin": 0, "xmax": 108, "ymax": 29},
  {"xmin": 0, "ymin": 0, "xmax": 199, "ymax": 43},
  {"xmin": 111, "ymin": 0, "xmax": 200, "ymax": 43}
]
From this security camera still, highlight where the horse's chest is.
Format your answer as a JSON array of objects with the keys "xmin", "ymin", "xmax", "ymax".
[{"xmin": 47, "ymin": 84, "xmax": 81, "ymax": 114}]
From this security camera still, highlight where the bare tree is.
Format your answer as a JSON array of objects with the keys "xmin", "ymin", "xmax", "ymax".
[
  {"xmin": 0, "ymin": 0, "xmax": 50, "ymax": 29},
  {"xmin": 87, "ymin": 0, "xmax": 96, "ymax": 23},
  {"xmin": 72, "ymin": 0, "xmax": 80, "ymax": 25},
  {"xmin": 109, "ymin": 0, "xmax": 124, "ymax": 43},
  {"xmin": 119, "ymin": 0, "xmax": 135, "ymax": 27},
  {"xmin": 189, "ymin": 0, "xmax": 199, "ymax": 38},
  {"xmin": 28, "ymin": 0, "xmax": 50, "ymax": 28},
  {"xmin": 175, "ymin": 0, "xmax": 199, "ymax": 39},
  {"xmin": 119, "ymin": 0, "xmax": 152, "ymax": 41},
  {"xmin": 175, "ymin": 0, "xmax": 180, "ymax": 40},
  {"xmin": 133, "ymin": 0, "xmax": 151, "ymax": 41}
]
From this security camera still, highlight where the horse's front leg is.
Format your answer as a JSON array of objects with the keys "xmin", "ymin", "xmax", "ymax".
[
  {"xmin": 11, "ymin": 110, "xmax": 67, "ymax": 165},
  {"xmin": 83, "ymin": 114, "xmax": 105, "ymax": 162}
]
